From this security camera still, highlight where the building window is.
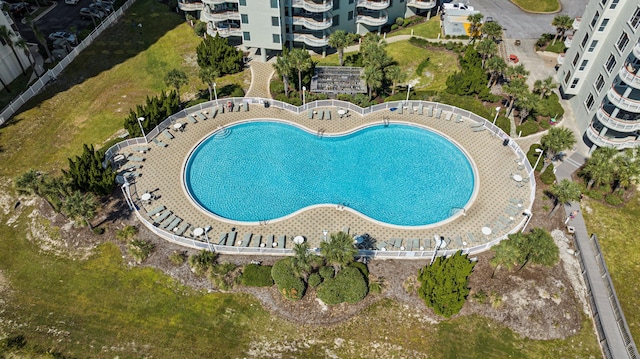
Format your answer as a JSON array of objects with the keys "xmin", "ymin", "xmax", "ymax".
[
  {"xmin": 600, "ymin": 0, "xmax": 606, "ymax": 5},
  {"xmin": 610, "ymin": 0, "xmax": 619, "ymax": 9},
  {"xmin": 581, "ymin": 33, "xmax": 589, "ymax": 48},
  {"xmin": 617, "ymin": 32, "xmax": 629, "ymax": 52},
  {"xmin": 572, "ymin": 53, "xmax": 580, "ymax": 66},
  {"xmin": 570, "ymin": 78, "xmax": 580, "ymax": 89},
  {"xmin": 579, "ymin": 60, "xmax": 588, "ymax": 71},
  {"xmin": 605, "ymin": 54, "xmax": 617, "ymax": 73},
  {"xmin": 349, "ymin": 0, "xmax": 353, "ymax": 3},
  {"xmin": 585, "ymin": 93, "xmax": 595, "ymax": 110},
  {"xmin": 595, "ymin": 74, "xmax": 605, "ymax": 93},
  {"xmin": 630, "ymin": 7, "xmax": 640, "ymax": 30},
  {"xmin": 564, "ymin": 70, "xmax": 572, "ymax": 85},
  {"xmin": 243, "ymin": 31, "xmax": 251, "ymax": 41},
  {"xmin": 273, "ymin": 34, "xmax": 280, "ymax": 43},
  {"xmin": 333, "ymin": 14, "xmax": 339, "ymax": 26},
  {"xmin": 590, "ymin": 11, "xmax": 600, "ymax": 28},
  {"xmin": 598, "ymin": 18, "xmax": 609, "ymax": 31},
  {"xmin": 588, "ymin": 40, "xmax": 598, "ymax": 52},
  {"xmin": 241, "ymin": 14, "xmax": 248, "ymax": 24},
  {"xmin": 333, "ymin": 0, "xmax": 339, "ymax": 10},
  {"xmin": 271, "ymin": 16, "xmax": 279, "ymax": 26},
  {"xmin": 270, "ymin": 0, "xmax": 278, "ymax": 8},
  {"xmin": 348, "ymin": 11, "xmax": 353, "ymax": 20},
  {"xmin": 239, "ymin": 0, "xmax": 246, "ymax": 5}
]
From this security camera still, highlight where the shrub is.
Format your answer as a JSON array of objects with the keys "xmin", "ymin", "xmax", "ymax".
[
  {"xmin": 241, "ymin": 264, "xmax": 274, "ymax": 287},
  {"xmin": 516, "ymin": 120, "xmax": 540, "ymax": 137},
  {"xmin": 348, "ymin": 261, "xmax": 369, "ymax": 277},
  {"xmin": 317, "ymin": 267, "xmax": 368, "ymax": 304},
  {"xmin": 92, "ymin": 227, "xmax": 105, "ymax": 235},
  {"xmin": 209, "ymin": 262, "xmax": 237, "ymax": 290},
  {"xmin": 194, "ymin": 21, "xmax": 207, "ymax": 37},
  {"xmin": 416, "ymin": 57, "xmax": 430, "ymax": 76},
  {"xmin": 308, "ymin": 273, "xmax": 322, "ymax": 288},
  {"xmin": 128, "ymin": 239, "xmax": 155, "ymax": 264},
  {"xmin": 391, "ymin": 24, "xmax": 399, "ymax": 31},
  {"xmin": 319, "ymin": 266, "xmax": 335, "ymax": 279},
  {"xmin": 188, "ymin": 250, "xmax": 218, "ymax": 276},
  {"xmin": 545, "ymin": 41, "xmax": 567, "ymax": 53},
  {"xmin": 368, "ymin": 276, "xmax": 384, "ymax": 294},
  {"xmin": 539, "ymin": 119, "xmax": 551, "ymax": 130},
  {"xmin": 395, "ymin": 17, "xmax": 404, "ymax": 26},
  {"xmin": 270, "ymin": 79, "xmax": 285, "ymax": 96},
  {"xmin": 540, "ymin": 163, "xmax": 556, "ymax": 184},
  {"xmin": 605, "ymin": 193, "xmax": 623, "ymax": 206},
  {"xmin": 534, "ymin": 93, "xmax": 564, "ymax": 118},
  {"xmin": 272, "ymin": 258, "xmax": 306, "ymax": 300},
  {"xmin": 116, "ymin": 225, "xmax": 138, "ymax": 241},
  {"xmin": 169, "ymin": 251, "xmax": 186, "ymax": 266},
  {"xmin": 403, "ymin": 19, "xmax": 411, "ymax": 27},
  {"xmin": 527, "ymin": 143, "xmax": 544, "ymax": 172}
]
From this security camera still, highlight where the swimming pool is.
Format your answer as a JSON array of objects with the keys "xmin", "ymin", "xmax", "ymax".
[{"xmin": 184, "ymin": 121, "xmax": 476, "ymax": 227}]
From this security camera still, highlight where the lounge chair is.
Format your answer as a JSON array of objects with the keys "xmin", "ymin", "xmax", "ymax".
[
  {"xmin": 444, "ymin": 112, "xmax": 452, "ymax": 121},
  {"xmin": 407, "ymin": 238, "xmax": 418, "ymax": 251},
  {"xmin": 455, "ymin": 235, "xmax": 463, "ymax": 247},
  {"xmin": 317, "ymin": 110, "xmax": 324, "ymax": 120},
  {"xmin": 398, "ymin": 105, "xmax": 403, "ymax": 115},
  {"xmin": 509, "ymin": 198, "xmax": 523, "ymax": 205},
  {"xmin": 278, "ymin": 235, "xmax": 286, "ymax": 248},
  {"xmin": 434, "ymin": 108, "xmax": 442, "ymax": 119},
  {"xmin": 121, "ymin": 163, "xmax": 141, "ymax": 171},
  {"xmin": 153, "ymin": 138, "xmax": 168, "ymax": 147},
  {"xmin": 265, "ymin": 235, "xmax": 274, "ymax": 247},
  {"xmin": 165, "ymin": 217, "xmax": 182, "ymax": 231},
  {"xmin": 427, "ymin": 106, "xmax": 433, "ymax": 117},
  {"xmin": 242, "ymin": 233, "xmax": 252, "ymax": 247},
  {"xmin": 235, "ymin": 104, "xmax": 241, "ymax": 112},
  {"xmin": 124, "ymin": 172, "xmax": 140, "ymax": 179},
  {"xmin": 187, "ymin": 115, "xmax": 198, "ymax": 124},
  {"xmin": 325, "ymin": 110, "xmax": 331, "ymax": 120},
  {"xmin": 128, "ymin": 156, "xmax": 145, "ymax": 162},
  {"xmin": 505, "ymin": 205, "xmax": 519, "ymax": 216},
  {"xmin": 218, "ymin": 232, "xmax": 228, "ymax": 245},
  {"xmin": 516, "ymin": 182, "xmax": 524, "ymax": 188},
  {"xmin": 225, "ymin": 231, "xmax": 237, "ymax": 246},
  {"xmin": 376, "ymin": 241, "xmax": 387, "ymax": 250},
  {"xmin": 498, "ymin": 216, "xmax": 512, "ymax": 226},
  {"xmin": 243, "ymin": 102, "xmax": 249, "ymax": 111},
  {"xmin": 160, "ymin": 215, "xmax": 176, "ymax": 229},
  {"xmin": 154, "ymin": 210, "xmax": 172, "ymax": 224},
  {"xmin": 413, "ymin": 238, "xmax": 421, "ymax": 250},
  {"xmin": 472, "ymin": 126, "xmax": 486, "ymax": 132},
  {"xmin": 210, "ymin": 107, "xmax": 218, "ymax": 118},
  {"xmin": 467, "ymin": 232, "xmax": 478, "ymax": 244},
  {"xmin": 308, "ymin": 109, "xmax": 314, "ymax": 119},
  {"xmin": 455, "ymin": 114, "xmax": 463, "ymax": 123},
  {"xmin": 470, "ymin": 121, "xmax": 484, "ymax": 128},
  {"xmin": 252, "ymin": 234, "xmax": 262, "ymax": 247},
  {"xmin": 175, "ymin": 222, "xmax": 190, "ymax": 236},
  {"xmin": 342, "ymin": 226, "xmax": 350, "ymax": 235},
  {"xmin": 196, "ymin": 112, "xmax": 206, "ymax": 121},
  {"xmin": 132, "ymin": 146, "xmax": 150, "ymax": 153},
  {"xmin": 407, "ymin": 103, "xmax": 413, "ymax": 114},
  {"xmin": 394, "ymin": 238, "xmax": 403, "ymax": 249},
  {"xmin": 218, "ymin": 104, "xmax": 225, "ymax": 113},
  {"xmin": 417, "ymin": 104, "xmax": 423, "ymax": 115},
  {"xmin": 425, "ymin": 237, "xmax": 433, "ymax": 249},
  {"xmin": 162, "ymin": 129, "xmax": 174, "ymax": 140},
  {"xmin": 147, "ymin": 205, "xmax": 165, "ymax": 217}
]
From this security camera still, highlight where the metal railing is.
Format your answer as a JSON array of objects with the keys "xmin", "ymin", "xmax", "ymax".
[
  {"xmin": 0, "ymin": 0, "xmax": 138, "ymax": 126},
  {"xmin": 111, "ymin": 98, "xmax": 535, "ymax": 258}
]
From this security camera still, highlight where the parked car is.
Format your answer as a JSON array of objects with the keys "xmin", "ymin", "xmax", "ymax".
[
  {"xmin": 80, "ymin": 7, "xmax": 104, "ymax": 19},
  {"xmin": 48, "ymin": 31, "xmax": 77, "ymax": 45},
  {"xmin": 65, "ymin": 0, "xmax": 80, "ymax": 5},
  {"xmin": 9, "ymin": 2, "xmax": 28, "ymax": 17},
  {"xmin": 89, "ymin": 2, "xmax": 112, "ymax": 13},
  {"xmin": 94, "ymin": 0, "xmax": 115, "ymax": 6}
]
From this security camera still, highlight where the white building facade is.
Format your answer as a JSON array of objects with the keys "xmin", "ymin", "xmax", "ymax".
[
  {"xmin": 0, "ymin": 11, "xmax": 30, "ymax": 91},
  {"xmin": 558, "ymin": 0, "xmax": 640, "ymax": 152},
  {"xmin": 179, "ymin": 0, "xmax": 438, "ymax": 58}
]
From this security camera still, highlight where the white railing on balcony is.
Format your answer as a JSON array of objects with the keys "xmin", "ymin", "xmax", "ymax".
[
  {"xmin": 288, "ymin": 15, "xmax": 332, "ymax": 30},
  {"xmin": 203, "ymin": 0, "xmax": 238, "ymax": 4},
  {"xmin": 619, "ymin": 63, "xmax": 640, "ymax": 90},
  {"xmin": 356, "ymin": 0, "xmax": 389, "ymax": 10},
  {"xmin": 595, "ymin": 106, "xmax": 640, "ymax": 132},
  {"xmin": 607, "ymin": 85, "xmax": 640, "ymax": 113},
  {"xmin": 291, "ymin": 0, "xmax": 332, "ymax": 12},
  {"xmin": 178, "ymin": 1, "xmax": 203, "ymax": 11},
  {"xmin": 586, "ymin": 123, "xmax": 640, "ymax": 149},
  {"xmin": 202, "ymin": 10, "xmax": 240, "ymax": 22},
  {"xmin": 633, "ymin": 43, "xmax": 640, "ymax": 60},
  {"xmin": 564, "ymin": 35, "xmax": 573, "ymax": 48},
  {"xmin": 207, "ymin": 23, "xmax": 242, "ymax": 37},
  {"xmin": 407, "ymin": 0, "xmax": 436, "ymax": 9},
  {"xmin": 287, "ymin": 33, "xmax": 328, "ymax": 47},
  {"xmin": 356, "ymin": 11, "xmax": 388, "ymax": 26},
  {"xmin": 573, "ymin": 16, "xmax": 581, "ymax": 31}
]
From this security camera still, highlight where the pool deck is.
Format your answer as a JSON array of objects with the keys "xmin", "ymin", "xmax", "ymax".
[{"xmin": 120, "ymin": 104, "xmax": 533, "ymax": 252}]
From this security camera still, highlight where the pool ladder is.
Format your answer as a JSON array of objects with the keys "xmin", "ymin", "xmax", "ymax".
[
  {"xmin": 317, "ymin": 128, "xmax": 326, "ymax": 138},
  {"xmin": 383, "ymin": 117, "xmax": 390, "ymax": 127},
  {"xmin": 214, "ymin": 126, "xmax": 231, "ymax": 138}
]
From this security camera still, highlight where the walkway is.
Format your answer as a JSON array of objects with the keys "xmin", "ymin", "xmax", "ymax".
[{"xmin": 245, "ymin": 62, "xmax": 274, "ymax": 98}]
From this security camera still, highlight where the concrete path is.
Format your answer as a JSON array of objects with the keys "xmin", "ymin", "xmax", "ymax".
[{"xmin": 245, "ymin": 62, "xmax": 274, "ymax": 98}]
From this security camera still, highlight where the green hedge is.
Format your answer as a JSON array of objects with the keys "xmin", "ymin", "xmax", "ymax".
[
  {"xmin": 534, "ymin": 93, "xmax": 564, "ymax": 118},
  {"xmin": 317, "ymin": 267, "xmax": 368, "ymax": 305},
  {"xmin": 527, "ymin": 143, "xmax": 544, "ymax": 172},
  {"xmin": 516, "ymin": 120, "xmax": 541, "ymax": 137},
  {"xmin": 308, "ymin": 273, "xmax": 322, "ymax": 288},
  {"xmin": 348, "ymin": 262, "xmax": 369, "ymax": 277},
  {"xmin": 241, "ymin": 264, "xmax": 274, "ymax": 287},
  {"xmin": 540, "ymin": 163, "xmax": 556, "ymax": 184},
  {"xmin": 319, "ymin": 266, "xmax": 335, "ymax": 280},
  {"xmin": 272, "ymin": 258, "xmax": 306, "ymax": 300}
]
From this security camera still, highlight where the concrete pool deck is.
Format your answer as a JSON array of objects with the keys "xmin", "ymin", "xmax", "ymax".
[{"xmin": 117, "ymin": 102, "xmax": 534, "ymax": 254}]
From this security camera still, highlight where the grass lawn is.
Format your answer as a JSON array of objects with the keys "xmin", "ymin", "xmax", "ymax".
[
  {"xmin": 511, "ymin": 0, "xmax": 560, "ymax": 13},
  {"xmin": 388, "ymin": 16, "xmax": 442, "ymax": 38},
  {"xmin": 582, "ymin": 193, "xmax": 640, "ymax": 344},
  {"xmin": 0, "ymin": 70, "xmax": 35, "ymax": 111}
]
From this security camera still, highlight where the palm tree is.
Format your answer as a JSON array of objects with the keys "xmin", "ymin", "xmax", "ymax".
[
  {"xmin": 486, "ymin": 56, "xmax": 506, "ymax": 88},
  {"xmin": 540, "ymin": 127, "xmax": 577, "ymax": 160},
  {"xmin": 288, "ymin": 48, "xmax": 312, "ymax": 95},
  {"xmin": 164, "ymin": 69, "xmax": 188, "ymax": 103},
  {"xmin": 198, "ymin": 66, "xmax": 218, "ymax": 101},
  {"xmin": 385, "ymin": 65, "xmax": 406, "ymax": 96},
  {"xmin": 547, "ymin": 179, "xmax": 581, "ymax": 216},
  {"xmin": 580, "ymin": 146, "xmax": 617, "ymax": 189},
  {"xmin": 551, "ymin": 15, "xmax": 573, "ymax": 45},
  {"xmin": 476, "ymin": 38, "xmax": 497, "ymax": 68},
  {"xmin": 14, "ymin": 39, "xmax": 33, "ymax": 73},
  {"xmin": 467, "ymin": 13, "xmax": 484, "ymax": 42},
  {"xmin": 328, "ymin": 30, "xmax": 356, "ymax": 66},
  {"xmin": 613, "ymin": 148, "xmax": 640, "ymax": 190},
  {"xmin": 516, "ymin": 228, "xmax": 559, "ymax": 270},
  {"xmin": 490, "ymin": 234, "xmax": 523, "ymax": 278},
  {"xmin": 63, "ymin": 191, "xmax": 98, "ymax": 231},
  {"xmin": 291, "ymin": 242, "xmax": 318, "ymax": 279},
  {"xmin": 273, "ymin": 50, "xmax": 292, "ymax": 97},
  {"xmin": 360, "ymin": 32, "xmax": 381, "ymax": 51},
  {"xmin": 319, "ymin": 231, "xmax": 357, "ymax": 272},
  {"xmin": 15, "ymin": 169, "xmax": 43, "ymax": 196},
  {"xmin": 516, "ymin": 92, "xmax": 536, "ymax": 125},
  {"xmin": 533, "ymin": 76, "xmax": 557, "ymax": 99},
  {"xmin": 505, "ymin": 64, "xmax": 529, "ymax": 81},
  {"xmin": 0, "ymin": 25, "xmax": 26, "ymax": 75},
  {"xmin": 25, "ymin": 16, "xmax": 52, "ymax": 63},
  {"xmin": 503, "ymin": 78, "xmax": 528, "ymax": 116},
  {"xmin": 363, "ymin": 65, "xmax": 383, "ymax": 99},
  {"xmin": 482, "ymin": 21, "xmax": 503, "ymax": 42}
]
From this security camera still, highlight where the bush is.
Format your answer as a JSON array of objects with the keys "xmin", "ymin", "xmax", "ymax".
[
  {"xmin": 391, "ymin": 24, "xmax": 399, "ymax": 31},
  {"xmin": 308, "ymin": 273, "xmax": 322, "ymax": 288},
  {"xmin": 539, "ymin": 119, "xmax": 551, "ymax": 130},
  {"xmin": 527, "ymin": 143, "xmax": 544, "ymax": 172},
  {"xmin": 116, "ymin": 225, "xmax": 138, "ymax": 241},
  {"xmin": 209, "ymin": 262, "xmax": 237, "ymax": 290},
  {"xmin": 416, "ymin": 57, "xmax": 430, "ymax": 76},
  {"xmin": 317, "ymin": 267, "xmax": 368, "ymax": 304},
  {"xmin": 605, "ymin": 193, "xmax": 623, "ymax": 206},
  {"xmin": 169, "ymin": 251, "xmax": 186, "ymax": 266},
  {"xmin": 319, "ymin": 266, "xmax": 335, "ymax": 279},
  {"xmin": 534, "ymin": 93, "xmax": 564, "ymax": 118},
  {"xmin": 270, "ymin": 79, "xmax": 285, "ymax": 96},
  {"xmin": 348, "ymin": 261, "xmax": 369, "ymax": 277},
  {"xmin": 272, "ymin": 258, "xmax": 306, "ymax": 300},
  {"xmin": 395, "ymin": 17, "xmax": 404, "ymax": 26},
  {"xmin": 92, "ymin": 227, "xmax": 105, "ymax": 235},
  {"xmin": 128, "ymin": 239, "xmax": 155, "ymax": 264},
  {"xmin": 403, "ymin": 19, "xmax": 411, "ymax": 27},
  {"xmin": 194, "ymin": 21, "xmax": 207, "ymax": 37},
  {"xmin": 545, "ymin": 41, "xmax": 567, "ymax": 53},
  {"xmin": 516, "ymin": 120, "xmax": 541, "ymax": 137},
  {"xmin": 188, "ymin": 250, "xmax": 218, "ymax": 276},
  {"xmin": 540, "ymin": 163, "xmax": 556, "ymax": 184},
  {"xmin": 241, "ymin": 264, "xmax": 274, "ymax": 287}
]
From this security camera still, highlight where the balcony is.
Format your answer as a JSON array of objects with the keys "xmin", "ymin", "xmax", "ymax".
[
  {"xmin": 288, "ymin": 15, "xmax": 332, "ymax": 30},
  {"xmin": 207, "ymin": 23, "xmax": 242, "ymax": 37},
  {"xmin": 586, "ymin": 122, "xmax": 640, "ymax": 149},
  {"xmin": 286, "ymin": 33, "xmax": 328, "ymax": 47},
  {"xmin": 564, "ymin": 35, "xmax": 572, "ymax": 48},
  {"xmin": 634, "ymin": 42, "xmax": 640, "ymax": 59},
  {"xmin": 202, "ymin": 10, "xmax": 241, "ymax": 22},
  {"xmin": 356, "ymin": 11, "xmax": 388, "ymax": 26},
  {"xmin": 573, "ymin": 17, "xmax": 581, "ymax": 31},
  {"xmin": 203, "ymin": 0, "xmax": 238, "ymax": 4},
  {"xmin": 291, "ymin": 0, "xmax": 332, "ymax": 12},
  {"xmin": 178, "ymin": 1, "xmax": 203, "ymax": 11},
  {"xmin": 619, "ymin": 62, "xmax": 640, "ymax": 90},
  {"xmin": 407, "ymin": 0, "xmax": 436, "ymax": 9},
  {"xmin": 595, "ymin": 106, "xmax": 640, "ymax": 132},
  {"xmin": 557, "ymin": 53, "xmax": 565, "ymax": 65},
  {"xmin": 356, "ymin": 0, "xmax": 389, "ymax": 10},
  {"xmin": 607, "ymin": 85, "xmax": 640, "ymax": 113}
]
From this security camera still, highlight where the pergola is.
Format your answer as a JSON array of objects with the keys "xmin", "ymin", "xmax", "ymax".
[{"xmin": 310, "ymin": 66, "xmax": 367, "ymax": 95}]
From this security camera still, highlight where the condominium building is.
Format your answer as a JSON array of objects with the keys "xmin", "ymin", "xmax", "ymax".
[
  {"xmin": 178, "ymin": 0, "xmax": 438, "ymax": 59},
  {"xmin": 558, "ymin": 0, "xmax": 640, "ymax": 151},
  {"xmin": 0, "ymin": 11, "xmax": 30, "ymax": 92}
]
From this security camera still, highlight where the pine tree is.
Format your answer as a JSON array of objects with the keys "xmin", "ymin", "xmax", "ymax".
[{"xmin": 64, "ymin": 144, "xmax": 116, "ymax": 196}]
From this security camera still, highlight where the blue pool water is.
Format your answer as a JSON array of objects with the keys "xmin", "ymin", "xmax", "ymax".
[{"xmin": 185, "ymin": 121, "xmax": 475, "ymax": 226}]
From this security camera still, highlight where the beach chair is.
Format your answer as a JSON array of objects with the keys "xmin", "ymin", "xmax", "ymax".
[
  {"xmin": 398, "ymin": 105, "xmax": 403, "ymax": 115},
  {"xmin": 317, "ymin": 110, "xmax": 324, "ymax": 120},
  {"xmin": 455, "ymin": 113, "xmax": 463, "ymax": 123},
  {"xmin": 242, "ymin": 233, "xmax": 252, "ymax": 247},
  {"xmin": 376, "ymin": 241, "xmax": 387, "ymax": 250},
  {"xmin": 470, "ymin": 121, "xmax": 484, "ymax": 128},
  {"xmin": 308, "ymin": 109, "xmax": 314, "ymax": 119},
  {"xmin": 425, "ymin": 237, "xmax": 433, "ymax": 249},
  {"xmin": 218, "ymin": 232, "xmax": 228, "ymax": 245},
  {"xmin": 160, "ymin": 215, "xmax": 176, "ymax": 229},
  {"xmin": 226, "ymin": 231, "xmax": 237, "ymax": 246},
  {"xmin": 243, "ymin": 102, "xmax": 249, "ymax": 111},
  {"xmin": 413, "ymin": 238, "xmax": 421, "ymax": 250},
  {"xmin": 132, "ymin": 146, "xmax": 150, "ymax": 153},
  {"xmin": 128, "ymin": 156, "xmax": 145, "ymax": 162},
  {"xmin": 196, "ymin": 112, "xmax": 206, "ymax": 121},
  {"xmin": 427, "ymin": 106, "xmax": 433, "ymax": 117},
  {"xmin": 467, "ymin": 232, "xmax": 478, "ymax": 244},
  {"xmin": 252, "ymin": 234, "xmax": 261, "ymax": 247},
  {"xmin": 121, "ymin": 163, "xmax": 141, "ymax": 171},
  {"xmin": 147, "ymin": 205, "xmax": 165, "ymax": 217},
  {"xmin": 455, "ymin": 235, "xmax": 463, "ymax": 247},
  {"xmin": 152, "ymin": 138, "xmax": 168, "ymax": 147},
  {"xmin": 394, "ymin": 238, "xmax": 403, "ymax": 249},
  {"xmin": 265, "ymin": 235, "xmax": 274, "ymax": 247},
  {"xmin": 154, "ymin": 210, "xmax": 172, "ymax": 224},
  {"xmin": 278, "ymin": 235, "xmax": 286, "ymax": 248},
  {"xmin": 165, "ymin": 217, "xmax": 182, "ymax": 231},
  {"xmin": 325, "ymin": 110, "xmax": 331, "ymax": 120},
  {"xmin": 472, "ymin": 126, "xmax": 486, "ymax": 132},
  {"xmin": 509, "ymin": 198, "xmax": 523, "ymax": 205},
  {"xmin": 505, "ymin": 205, "xmax": 519, "ymax": 216},
  {"xmin": 342, "ymin": 226, "xmax": 350, "ymax": 235},
  {"xmin": 124, "ymin": 172, "xmax": 140, "ymax": 179},
  {"xmin": 162, "ymin": 129, "xmax": 174, "ymax": 140},
  {"xmin": 407, "ymin": 103, "xmax": 414, "ymax": 114},
  {"xmin": 417, "ymin": 104, "xmax": 423, "ymax": 115},
  {"xmin": 498, "ymin": 215, "xmax": 513, "ymax": 225},
  {"xmin": 175, "ymin": 222, "xmax": 190, "ymax": 236},
  {"xmin": 235, "ymin": 104, "xmax": 241, "ymax": 112},
  {"xmin": 188, "ymin": 115, "xmax": 198, "ymax": 124},
  {"xmin": 211, "ymin": 107, "xmax": 218, "ymax": 118},
  {"xmin": 435, "ymin": 108, "xmax": 442, "ymax": 119},
  {"xmin": 444, "ymin": 112, "xmax": 452, "ymax": 121},
  {"xmin": 407, "ymin": 238, "xmax": 417, "ymax": 251}
]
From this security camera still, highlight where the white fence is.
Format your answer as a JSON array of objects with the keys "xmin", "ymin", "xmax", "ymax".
[
  {"xmin": 114, "ymin": 98, "xmax": 536, "ymax": 259},
  {"xmin": 0, "ymin": 0, "xmax": 138, "ymax": 126}
]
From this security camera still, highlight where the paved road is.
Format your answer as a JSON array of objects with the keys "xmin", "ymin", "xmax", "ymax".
[
  {"xmin": 470, "ymin": 0, "xmax": 589, "ymax": 39},
  {"xmin": 16, "ymin": 0, "xmax": 100, "ymax": 44}
]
